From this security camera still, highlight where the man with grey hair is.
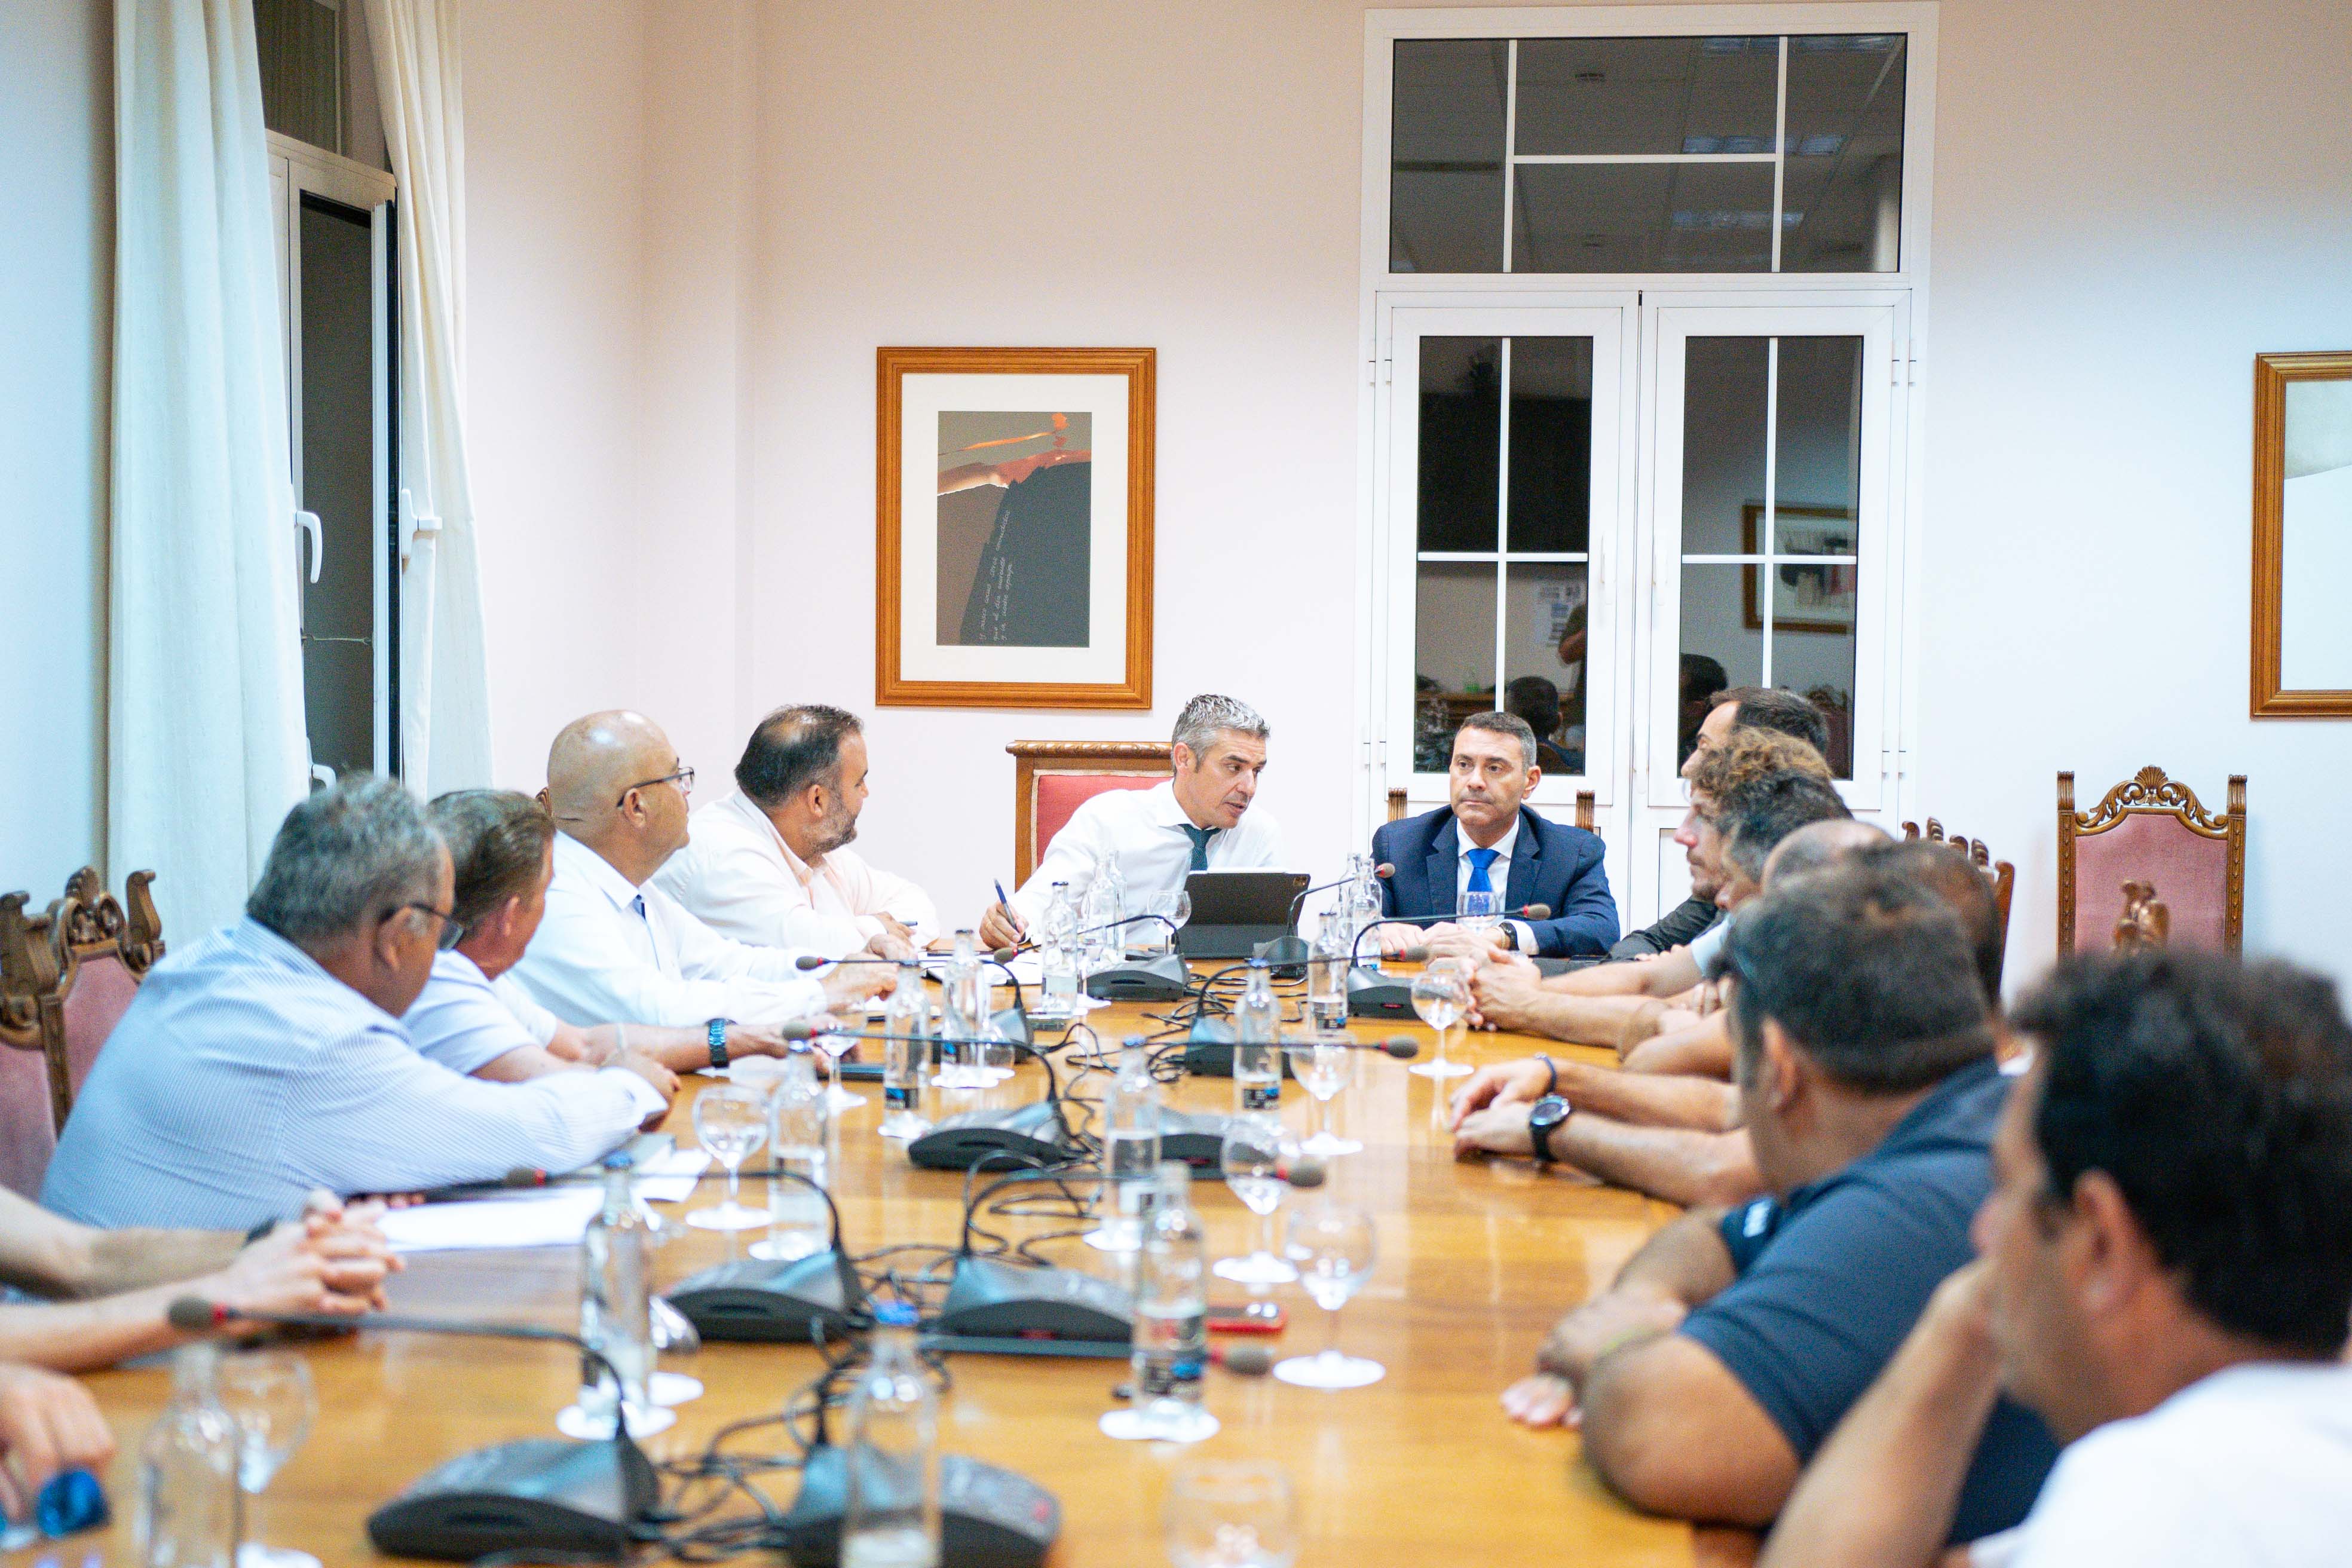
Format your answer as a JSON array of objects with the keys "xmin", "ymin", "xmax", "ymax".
[
  {"xmin": 1370, "ymin": 712, "xmax": 1618, "ymax": 960},
  {"xmin": 41, "ymin": 777, "xmax": 675, "ymax": 1232},
  {"xmin": 981, "ymin": 693, "xmax": 1288, "ymax": 947}
]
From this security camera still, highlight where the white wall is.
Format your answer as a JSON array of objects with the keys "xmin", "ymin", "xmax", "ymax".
[
  {"xmin": 459, "ymin": 0, "xmax": 2352, "ymax": 982},
  {"xmin": 0, "ymin": 0, "xmax": 111, "ymax": 899}
]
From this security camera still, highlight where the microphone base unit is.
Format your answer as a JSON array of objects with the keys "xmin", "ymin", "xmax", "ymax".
[
  {"xmin": 906, "ymin": 1100, "xmax": 1083, "ymax": 1171},
  {"xmin": 780, "ymin": 1443, "xmax": 1059, "ymax": 1568},
  {"xmin": 668, "ymin": 1250, "xmax": 866, "ymax": 1343},
  {"xmin": 1346, "ymin": 963, "xmax": 1420, "ymax": 1022},
  {"xmin": 1157, "ymin": 1108, "xmax": 1237, "ymax": 1168},
  {"xmin": 366, "ymin": 1437, "xmax": 658, "ymax": 1562},
  {"xmin": 1180, "ymin": 1019, "xmax": 1298, "ymax": 1083},
  {"xmin": 1082, "ymin": 951, "xmax": 1192, "ymax": 1003},
  {"xmin": 1250, "ymin": 933, "xmax": 1312, "ymax": 982},
  {"xmin": 930, "ymin": 1254, "xmax": 1135, "ymax": 1349}
]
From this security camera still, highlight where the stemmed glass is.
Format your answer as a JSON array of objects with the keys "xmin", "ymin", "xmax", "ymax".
[
  {"xmin": 1408, "ymin": 958, "xmax": 1472, "ymax": 1079},
  {"xmin": 1284, "ymin": 1035, "xmax": 1363, "ymax": 1157},
  {"xmin": 1163, "ymin": 1458, "xmax": 1300, "ymax": 1568},
  {"xmin": 218, "ymin": 1349, "xmax": 318, "ymax": 1568},
  {"xmin": 687, "ymin": 1085, "xmax": 769, "ymax": 1230},
  {"xmin": 1459, "ymin": 888, "xmax": 1503, "ymax": 936},
  {"xmin": 1211, "ymin": 1113, "xmax": 1298, "ymax": 1319},
  {"xmin": 1273, "ymin": 1203, "xmax": 1383, "ymax": 1389},
  {"xmin": 812, "ymin": 1031, "xmax": 868, "ymax": 1111}
]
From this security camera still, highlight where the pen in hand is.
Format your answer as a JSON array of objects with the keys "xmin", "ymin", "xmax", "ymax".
[{"xmin": 993, "ymin": 879, "xmax": 1028, "ymax": 941}]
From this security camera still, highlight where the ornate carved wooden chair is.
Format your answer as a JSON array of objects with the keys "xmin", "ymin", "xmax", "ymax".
[
  {"xmin": 1007, "ymin": 741, "xmax": 1175, "ymax": 884},
  {"xmin": 0, "ymin": 892, "xmax": 63, "ymax": 1198},
  {"xmin": 1386, "ymin": 788, "xmax": 1597, "ymax": 831},
  {"xmin": 44, "ymin": 867, "xmax": 167, "ymax": 1119},
  {"xmin": 1901, "ymin": 818, "xmax": 2019, "ymax": 991},
  {"xmin": 2057, "ymin": 767, "xmax": 2246, "ymax": 956}
]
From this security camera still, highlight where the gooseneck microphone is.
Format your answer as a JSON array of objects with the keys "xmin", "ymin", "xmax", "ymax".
[
  {"xmin": 797, "ymin": 948, "xmax": 1031, "ymax": 1039},
  {"xmin": 1346, "ymin": 906, "xmax": 1553, "ymax": 968},
  {"xmin": 1285, "ymin": 862, "xmax": 1395, "ymax": 927}
]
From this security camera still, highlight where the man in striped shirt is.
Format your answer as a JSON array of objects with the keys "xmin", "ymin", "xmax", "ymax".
[{"xmin": 40, "ymin": 777, "xmax": 675, "ymax": 1232}]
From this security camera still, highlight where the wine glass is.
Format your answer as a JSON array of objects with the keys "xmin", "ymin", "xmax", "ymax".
[
  {"xmin": 1408, "ymin": 958, "xmax": 1472, "ymax": 1079},
  {"xmin": 687, "ymin": 1085, "xmax": 769, "ymax": 1230},
  {"xmin": 1284, "ymin": 1035, "xmax": 1363, "ymax": 1157},
  {"xmin": 1459, "ymin": 888, "xmax": 1503, "ymax": 935},
  {"xmin": 218, "ymin": 1349, "xmax": 318, "ymax": 1568},
  {"xmin": 1211, "ymin": 1113, "xmax": 1298, "ymax": 1316},
  {"xmin": 1273, "ymin": 1203, "xmax": 1382, "ymax": 1389},
  {"xmin": 1163, "ymin": 1458, "xmax": 1300, "ymax": 1568},
  {"xmin": 813, "ymin": 1031, "xmax": 869, "ymax": 1111}
]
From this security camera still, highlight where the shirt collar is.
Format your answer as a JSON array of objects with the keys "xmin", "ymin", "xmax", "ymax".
[
  {"xmin": 555, "ymin": 830, "xmax": 647, "ymax": 912},
  {"xmin": 717, "ymin": 789, "xmax": 815, "ymax": 876},
  {"xmin": 431, "ymin": 948, "xmax": 492, "ymax": 989},
  {"xmin": 1149, "ymin": 779, "xmax": 1215, "ymax": 834},
  {"xmin": 235, "ymin": 917, "xmax": 402, "ymax": 1024},
  {"xmin": 1460, "ymin": 813, "xmax": 1521, "ymax": 862},
  {"xmin": 1778, "ymin": 1056, "xmax": 2008, "ymax": 1215}
]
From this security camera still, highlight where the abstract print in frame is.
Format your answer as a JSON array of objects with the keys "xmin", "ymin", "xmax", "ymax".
[{"xmin": 876, "ymin": 347, "xmax": 1154, "ymax": 709}]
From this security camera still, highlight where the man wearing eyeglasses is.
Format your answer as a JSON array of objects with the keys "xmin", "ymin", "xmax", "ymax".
[
  {"xmin": 41, "ymin": 778, "xmax": 676, "ymax": 1232},
  {"xmin": 506, "ymin": 710, "xmax": 893, "ymax": 1042}
]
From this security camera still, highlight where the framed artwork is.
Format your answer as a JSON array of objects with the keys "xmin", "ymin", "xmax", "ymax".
[
  {"xmin": 2252, "ymin": 350, "xmax": 2352, "ymax": 717},
  {"xmin": 875, "ymin": 346, "xmax": 1154, "ymax": 709},
  {"xmin": 1741, "ymin": 502, "xmax": 1858, "ymax": 633}
]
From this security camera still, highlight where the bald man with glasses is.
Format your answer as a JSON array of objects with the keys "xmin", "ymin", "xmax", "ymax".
[{"xmin": 506, "ymin": 710, "xmax": 892, "ymax": 1053}]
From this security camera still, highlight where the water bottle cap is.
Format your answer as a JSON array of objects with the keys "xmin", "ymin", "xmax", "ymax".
[
  {"xmin": 1248, "ymin": 957, "xmax": 1269, "ymax": 969},
  {"xmin": 601, "ymin": 1152, "xmax": 635, "ymax": 1171},
  {"xmin": 1123, "ymin": 1034, "xmax": 1147, "ymax": 1048},
  {"xmin": 873, "ymin": 1301, "xmax": 920, "ymax": 1328}
]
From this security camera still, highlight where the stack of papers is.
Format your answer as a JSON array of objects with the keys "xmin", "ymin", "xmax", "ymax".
[{"xmin": 378, "ymin": 1149, "xmax": 715, "ymax": 1253}]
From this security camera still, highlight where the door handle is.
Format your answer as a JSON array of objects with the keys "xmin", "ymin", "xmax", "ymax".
[{"xmin": 295, "ymin": 510, "xmax": 323, "ymax": 584}]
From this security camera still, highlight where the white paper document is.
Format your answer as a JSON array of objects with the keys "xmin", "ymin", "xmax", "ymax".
[{"xmin": 378, "ymin": 1149, "xmax": 715, "ymax": 1252}]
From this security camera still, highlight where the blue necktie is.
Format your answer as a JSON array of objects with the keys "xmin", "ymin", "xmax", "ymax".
[
  {"xmin": 1465, "ymin": 847, "xmax": 1499, "ymax": 898},
  {"xmin": 1181, "ymin": 823, "xmax": 1217, "ymax": 872}
]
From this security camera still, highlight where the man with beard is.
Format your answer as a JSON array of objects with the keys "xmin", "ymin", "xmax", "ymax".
[{"xmin": 656, "ymin": 706, "xmax": 939, "ymax": 961}]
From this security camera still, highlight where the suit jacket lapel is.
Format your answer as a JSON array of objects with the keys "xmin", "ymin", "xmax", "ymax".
[
  {"xmin": 1425, "ymin": 816, "xmax": 1460, "ymax": 918},
  {"xmin": 1503, "ymin": 810, "xmax": 1542, "ymax": 914}
]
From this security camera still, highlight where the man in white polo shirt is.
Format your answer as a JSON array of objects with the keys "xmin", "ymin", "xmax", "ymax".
[{"xmin": 653, "ymin": 705, "xmax": 938, "ymax": 961}]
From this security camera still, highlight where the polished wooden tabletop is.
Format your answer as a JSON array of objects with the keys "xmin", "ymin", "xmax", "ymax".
[{"xmin": 35, "ymin": 981, "xmax": 1757, "ymax": 1568}]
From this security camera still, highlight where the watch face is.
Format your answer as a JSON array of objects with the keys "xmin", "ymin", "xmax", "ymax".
[{"xmin": 1529, "ymin": 1095, "xmax": 1569, "ymax": 1131}]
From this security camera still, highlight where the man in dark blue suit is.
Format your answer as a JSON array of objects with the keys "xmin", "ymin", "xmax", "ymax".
[{"xmin": 1371, "ymin": 712, "xmax": 1619, "ymax": 960}]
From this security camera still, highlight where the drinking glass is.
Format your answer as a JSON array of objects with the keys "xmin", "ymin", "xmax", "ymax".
[
  {"xmin": 1284, "ymin": 1035, "xmax": 1362, "ymax": 1157},
  {"xmin": 1211, "ymin": 1113, "xmax": 1298, "ymax": 1313},
  {"xmin": 813, "ymin": 1031, "xmax": 869, "ymax": 1111},
  {"xmin": 1408, "ymin": 958, "xmax": 1472, "ymax": 1079},
  {"xmin": 1163, "ymin": 1458, "xmax": 1300, "ymax": 1568},
  {"xmin": 1274, "ymin": 1204, "xmax": 1383, "ymax": 1389},
  {"xmin": 218, "ymin": 1349, "xmax": 319, "ymax": 1568},
  {"xmin": 687, "ymin": 1085, "xmax": 770, "ymax": 1230},
  {"xmin": 1459, "ymin": 888, "xmax": 1503, "ymax": 934}
]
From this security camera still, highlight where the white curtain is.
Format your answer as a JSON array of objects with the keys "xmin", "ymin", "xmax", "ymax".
[
  {"xmin": 364, "ymin": 0, "xmax": 493, "ymax": 795},
  {"xmin": 109, "ymin": 0, "xmax": 309, "ymax": 941}
]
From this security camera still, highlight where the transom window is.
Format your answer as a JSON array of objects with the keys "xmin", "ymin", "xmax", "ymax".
[{"xmin": 1390, "ymin": 33, "xmax": 1908, "ymax": 274}]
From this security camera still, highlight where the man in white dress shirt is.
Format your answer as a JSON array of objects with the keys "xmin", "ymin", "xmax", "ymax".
[
  {"xmin": 507, "ymin": 711, "xmax": 893, "ymax": 1042},
  {"xmin": 41, "ymin": 777, "xmax": 676, "ymax": 1232},
  {"xmin": 653, "ymin": 705, "xmax": 938, "ymax": 961},
  {"xmin": 979, "ymin": 693, "xmax": 1287, "ymax": 948}
]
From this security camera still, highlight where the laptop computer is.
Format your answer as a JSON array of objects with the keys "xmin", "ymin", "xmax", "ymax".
[{"xmin": 1176, "ymin": 868, "xmax": 1312, "ymax": 960}]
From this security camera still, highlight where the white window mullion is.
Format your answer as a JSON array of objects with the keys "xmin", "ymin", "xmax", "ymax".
[
  {"xmin": 1493, "ymin": 336, "xmax": 1514, "ymax": 691},
  {"xmin": 1760, "ymin": 335, "xmax": 1780, "ymax": 687},
  {"xmin": 1502, "ymin": 40, "xmax": 1518, "ymax": 275},
  {"xmin": 1771, "ymin": 36, "xmax": 1788, "ymax": 273}
]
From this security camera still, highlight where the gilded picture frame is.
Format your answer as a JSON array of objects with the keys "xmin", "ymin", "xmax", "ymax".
[{"xmin": 2251, "ymin": 350, "xmax": 2352, "ymax": 718}]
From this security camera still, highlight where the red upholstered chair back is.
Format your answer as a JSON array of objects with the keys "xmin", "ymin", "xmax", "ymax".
[
  {"xmin": 0, "ymin": 1039, "xmax": 56, "ymax": 1199},
  {"xmin": 1007, "ymin": 742, "xmax": 1175, "ymax": 884},
  {"xmin": 0, "ymin": 892, "xmax": 62, "ymax": 1198},
  {"xmin": 2058, "ymin": 768, "xmax": 2246, "ymax": 956},
  {"xmin": 44, "ymin": 868, "xmax": 167, "ymax": 1120}
]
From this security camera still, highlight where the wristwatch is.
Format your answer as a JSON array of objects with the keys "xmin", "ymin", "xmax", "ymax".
[
  {"xmin": 1527, "ymin": 1094, "xmax": 1572, "ymax": 1164},
  {"xmin": 706, "ymin": 1018, "xmax": 730, "ymax": 1069},
  {"xmin": 1499, "ymin": 923, "xmax": 1519, "ymax": 951}
]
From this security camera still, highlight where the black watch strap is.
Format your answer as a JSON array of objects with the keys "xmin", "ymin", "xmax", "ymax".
[{"xmin": 1529, "ymin": 1095, "xmax": 1570, "ymax": 1164}]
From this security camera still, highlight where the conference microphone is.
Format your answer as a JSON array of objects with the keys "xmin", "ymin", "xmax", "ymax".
[
  {"xmin": 164, "ymin": 1298, "xmax": 659, "ymax": 1561},
  {"xmin": 797, "ymin": 948, "xmax": 1032, "ymax": 1043},
  {"xmin": 781, "ymin": 1026, "xmax": 1078, "ymax": 1171},
  {"xmin": 1284, "ymin": 862, "xmax": 1395, "ymax": 927},
  {"xmin": 1338, "ymin": 908, "xmax": 1547, "ymax": 1022},
  {"xmin": 1345, "ymin": 906, "xmax": 1552, "ymax": 968}
]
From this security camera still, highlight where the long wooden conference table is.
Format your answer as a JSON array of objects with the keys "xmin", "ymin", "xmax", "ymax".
[{"xmin": 39, "ymin": 979, "xmax": 1758, "ymax": 1567}]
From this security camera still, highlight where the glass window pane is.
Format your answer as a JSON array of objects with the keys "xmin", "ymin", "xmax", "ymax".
[
  {"xmin": 1781, "ymin": 35, "xmax": 1906, "ymax": 272},
  {"xmin": 1416, "ymin": 562, "xmax": 1499, "ymax": 771},
  {"xmin": 1502, "ymin": 562, "xmax": 1589, "ymax": 773},
  {"xmin": 1418, "ymin": 338, "xmax": 1501, "ymax": 552},
  {"xmin": 1514, "ymin": 161, "xmax": 1777, "ymax": 273},
  {"xmin": 1514, "ymin": 36, "xmax": 1780, "ymax": 157},
  {"xmin": 1773, "ymin": 623, "xmax": 1858, "ymax": 778},
  {"xmin": 1506, "ymin": 337, "xmax": 1593, "ymax": 552},
  {"xmin": 1679, "ymin": 565, "xmax": 1759, "ymax": 767},
  {"xmin": 1680, "ymin": 338, "xmax": 1769, "ymax": 554},
  {"xmin": 1391, "ymin": 39, "xmax": 1508, "ymax": 272},
  {"xmin": 1773, "ymin": 336, "xmax": 1863, "ymax": 550}
]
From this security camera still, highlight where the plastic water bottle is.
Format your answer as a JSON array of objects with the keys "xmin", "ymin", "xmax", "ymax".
[
  {"xmin": 578, "ymin": 1153, "xmax": 654, "ymax": 1431},
  {"xmin": 840, "ymin": 1303, "xmax": 941, "ymax": 1568},
  {"xmin": 1131, "ymin": 1160, "xmax": 1214, "ymax": 1441},
  {"xmin": 136, "ymin": 1341, "xmax": 241, "ymax": 1568},
  {"xmin": 1039, "ymin": 881, "xmax": 1079, "ymax": 1018},
  {"xmin": 1234, "ymin": 959, "xmax": 1282, "ymax": 1113},
  {"xmin": 940, "ymin": 929, "xmax": 982, "ymax": 1086},
  {"xmin": 1309, "ymin": 906, "xmax": 1352, "ymax": 1030},
  {"xmin": 1094, "ymin": 1036, "xmax": 1163, "ymax": 1254},
  {"xmin": 880, "ymin": 963, "xmax": 932, "ymax": 1138},
  {"xmin": 758, "ymin": 1054, "xmax": 831, "ymax": 1260}
]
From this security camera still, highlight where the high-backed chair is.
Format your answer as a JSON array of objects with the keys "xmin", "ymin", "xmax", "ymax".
[
  {"xmin": 1902, "ymin": 817, "xmax": 2018, "ymax": 991},
  {"xmin": 2057, "ymin": 767, "xmax": 2246, "ymax": 956},
  {"xmin": 45, "ymin": 867, "xmax": 167, "ymax": 1119},
  {"xmin": 0, "ymin": 892, "xmax": 63, "ymax": 1198},
  {"xmin": 1007, "ymin": 741, "xmax": 1175, "ymax": 885},
  {"xmin": 1386, "ymin": 788, "xmax": 1597, "ymax": 831}
]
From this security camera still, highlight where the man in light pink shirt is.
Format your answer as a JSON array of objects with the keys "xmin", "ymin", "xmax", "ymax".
[{"xmin": 653, "ymin": 705, "xmax": 939, "ymax": 961}]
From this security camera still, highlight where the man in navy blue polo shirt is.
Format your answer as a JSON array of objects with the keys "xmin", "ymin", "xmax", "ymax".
[{"xmin": 1501, "ymin": 860, "xmax": 2060, "ymax": 1544}]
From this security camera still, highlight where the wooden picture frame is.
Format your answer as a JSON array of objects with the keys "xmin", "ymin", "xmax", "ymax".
[
  {"xmin": 1740, "ymin": 503, "xmax": 1858, "ymax": 633},
  {"xmin": 2251, "ymin": 350, "xmax": 2352, "ymax": 718},
  {"xmin": 876, "ymin": 347, "xmax": 1154, "ymax": 709}
]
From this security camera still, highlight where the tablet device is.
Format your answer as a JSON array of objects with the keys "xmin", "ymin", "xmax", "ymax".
[{"xmin": 1177, "ymin": 869, "xmax": 1312, "ymax": 960}]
